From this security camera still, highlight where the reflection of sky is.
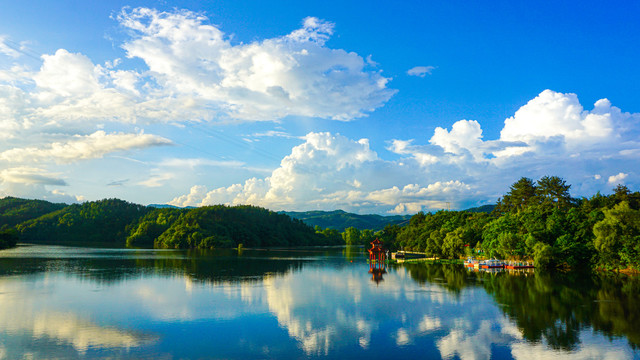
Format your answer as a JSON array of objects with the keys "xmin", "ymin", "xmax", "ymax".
[{"xmin": 0, "ymin": 247, "xmax": 638, "ymax": 359}]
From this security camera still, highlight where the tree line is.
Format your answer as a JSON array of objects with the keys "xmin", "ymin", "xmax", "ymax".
[
  {"xmin": 3, "ymin": 198, "xmax": 341, "ymax": 249},
  {"xmin": 376, "ymin": 176, "xmax": 640, "ymax": 271},
  {"xmin": 1, "ymin": 176, "xmax": 639, "ymax": 271}
]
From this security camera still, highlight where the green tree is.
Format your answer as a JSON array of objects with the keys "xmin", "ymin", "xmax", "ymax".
[
  {"xmin": 342, "ymin": 227, "xmax": 361, "ymax": 245},
  {"xmin": 0, "ymin": 228, "xmax": 18, "ymax": 249},
  {"xmin": 533, "ymin": 242, "xmax": 554, "ymax": 269},
  {"xmin": 593, "ymin": 201, "xmax": 640, "ymax": 270},
  {"xmin": 536, "ymin": 176, "xmax": 573, "ymax": 209},
  {"xmin": 496, "ymin": 177, "xmax": 537, "ymax": 213}
]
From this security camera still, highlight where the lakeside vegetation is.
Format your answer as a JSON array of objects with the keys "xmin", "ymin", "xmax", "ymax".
[{"xmin": 380, "ymin": 176, "xmax": 640, "ymax": 272}]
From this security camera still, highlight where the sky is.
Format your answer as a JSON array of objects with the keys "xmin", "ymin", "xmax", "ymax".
[{"xmin": 0, "ymin": 0, "xmax": 639, "ymax": 214}]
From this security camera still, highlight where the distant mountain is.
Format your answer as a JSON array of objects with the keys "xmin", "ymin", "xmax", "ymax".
[
  {"xmin": 148, "ymin": 204, "xmax": 196, "ymax": 209},
  {"xmin": 280, "ymin": 210, "xmax": 411, "ymax": 232},
  {"xmin": 463, "ymin": 204, "xmax": 496, "ymax": 213}
]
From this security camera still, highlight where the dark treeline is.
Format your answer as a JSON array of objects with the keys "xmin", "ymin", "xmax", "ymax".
[
  {"xmin": 1, "ymin": 197, "xmax": 340, "ymax": 249},
  {"xmin": 384, "ymin": 176, "xmax": 640, "ymax": 271}
]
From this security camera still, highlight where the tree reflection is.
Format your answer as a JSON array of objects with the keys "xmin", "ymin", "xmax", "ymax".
[
  {"xmin": 0, "ymin": 246, "xmax": 308, "ymax": 285},
  {"xmin": 397, "ymin": 263, "xmax": 471, "ymax": 295},
  {"xmin": 395, "ymin": 262, "xmax": 640, "ymax": 351}
]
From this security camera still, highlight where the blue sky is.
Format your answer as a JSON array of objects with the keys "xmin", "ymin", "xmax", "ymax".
[{"xmin": 0, "ymin": 1, "xmax": 639, "ymax": 214}]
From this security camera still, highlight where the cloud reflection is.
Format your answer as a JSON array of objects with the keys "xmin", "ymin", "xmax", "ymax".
[{"xmin": 0, "ymin": 277, "xmax": 156, "ymax": 356}]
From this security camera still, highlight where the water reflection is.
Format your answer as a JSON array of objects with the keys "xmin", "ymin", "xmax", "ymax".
[
  {"xmin": 402, "ymin": 262, "xmax": 640, "ymax": 353},
  {"xmin": 0, "ymin": 245, "xmax": 637, "ymax": 359},
  {"xmin": 368, "ymin": 259, "xmax": 387, "ymax": 284}
]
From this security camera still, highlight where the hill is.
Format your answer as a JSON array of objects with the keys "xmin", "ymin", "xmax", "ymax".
[
  {"xmin": 0, "ymin": 197, "xmax": 67, "ymax": 229},
  {"xmin": 280, "ymin": 209, "xmax": 411, "ymax": 232},
  {"xmin": 2, "ymin": 197, "xmax": 336, "ymax": 249},
  {"xmin": 463, "ymin": 204, "xmax": 495, "ymax": 213},
  {"xmin": 17, "ymin": 198, "xmax": 150, "ymax": 244}
]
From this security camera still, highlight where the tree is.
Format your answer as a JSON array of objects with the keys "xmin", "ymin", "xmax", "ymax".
[
  {"xmin": 342, "ymin": 227, "xmax": 361, "ymax": 245},
  {"xmin": 533, "ymin": 242, "xmax": 554, "ymax": 269},
  {"xmin": 611, "ymin": 184, "xmax": 640, "ymax": 210},
  {"xmin": 593, "ymin": 201, "xmax": 640, "ymax": 270},
  {"xmin": 0, "ymin": 228, "xmax": 18, "ymax": 249},
  {"xmin": 536, "ymin": 176, "xmax": 573, "ymax": 209},
  {"xmin": 496, "ymin": 177, "xmax": 537, "ymax": 213}
]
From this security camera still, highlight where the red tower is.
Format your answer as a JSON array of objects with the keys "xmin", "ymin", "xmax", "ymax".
[
  {"xmin": 368, "ymin": 238, "xmax": 386, "ymax": 263},
  {"xmin": 368, "ymin": 238, "xmax": 387, "ymax": 284}
]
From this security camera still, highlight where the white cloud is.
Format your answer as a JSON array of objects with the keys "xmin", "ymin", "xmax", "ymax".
[
  {"xmin": 0, "ymin": 8, "xmax": 396, "ymax": 190},
  {"xmin": 114, "ymin": 8, "xmax": 395, "ymax": 122},
  {"xmin": 407, "ymin": 66, "xmax": 435, "ymax": 77},
  {"xmin": 170, "ymin": 90, "xmax": 640, "ymax": 214},
  {"xmin": 34, "ymin": 49, "xmax": 101, "ymax": 97},
  {"xmin": 137, "ymin": 173, "xmax": 175, "ymax": 188},
  {"xmin": 0, "ymin": 167, "xmax": 82, "ymax": 203},
  {"xmin": 500, "ymin": 90, "xmax": 626, "ymax": 147},
  {"xmin": 0, "ymin": 131, "xmax": 172, "ymax": 163},
  {"xmin": 608, "ymin": 172, "xmax": 628, "ymax": 185},
  {"xmin": 0, "ymin": 167, "xmax": 67, "ymax": 186},
  {"xmin": 170, "ymin": 132, "xmax": 478, "ymax": 213}
]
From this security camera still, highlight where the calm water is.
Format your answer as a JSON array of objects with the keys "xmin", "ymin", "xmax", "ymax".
[{"xmin": 0, "ymin": 244, "xmax": 638, "ymax": 359}]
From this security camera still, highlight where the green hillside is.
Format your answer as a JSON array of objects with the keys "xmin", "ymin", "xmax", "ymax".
[
  {"xmin": 1, "ymin": 197, "xmax": 336, "ymax": 249},
  {"xmin": 0, "ymin": 197, "xmax": 67, "ymax": 229}
]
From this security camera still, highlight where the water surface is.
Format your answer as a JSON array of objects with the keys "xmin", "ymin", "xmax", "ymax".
[{"xmin": 0, "ymin": 244, "xmax": 638, "ymax": 359}]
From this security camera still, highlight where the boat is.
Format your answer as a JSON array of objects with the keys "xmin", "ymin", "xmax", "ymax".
[
  {"xmin": 480, "ymin": 259, "xmax": 504, "ymax": 269},
  {"xmin": 463, "ymin": 257, "xmax": 479, "ymax": 268},
  {"xmin": 392, "ymin": 251, "xmax": 405, "ymax": 259},
  {"xmin": 505, "ymin": 261, "xmax": 534, "ymax": 269}
]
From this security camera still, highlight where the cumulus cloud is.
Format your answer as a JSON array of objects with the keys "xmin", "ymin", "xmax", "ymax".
[
  {"xmin": 0, "ymin": 8, "xmax": 398, "ymax": 206},
  {"xmin": 498, "ymin": 90, "xmax": 640, "ymax": 155},
  {"xmin": 1, "ymin": 9, "xmax": 395, "ymax": 134},
  {"xmin": 608, "ymin": 172, "xmax": 628, "ymax": 185},
  {"xmin": 407, "ymin": 66, "xmax": 435, "ymax": 77},
  {"xmin": 112, "ymin": 8, "xmax": 395, "ymax": 123},
  {"xmin": 169, "ymin": 132, "xmax": 478, "ymax": 213},
  {"xmin": 390, "ymin": 90, "xmax": 640, "ymax": 201},
  {"xmin": 169, "ymin": 90, "xmax": 640, "ymax": 214}
]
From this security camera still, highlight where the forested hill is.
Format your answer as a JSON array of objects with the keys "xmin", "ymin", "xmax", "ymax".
[
  {"xmin": 280, "ymin": 210, "xmax": 411, "ymax": 231},
  {"xmin": 391, "ymin": 177, "xmax": 640, "ymax": 271},
  {"xmin": 1, "ymin": 198, "xmax": 337, "ymax": 249},
  {"xmin": 0, "ymin": 197, "xmax": 67, "ymax": 228}
]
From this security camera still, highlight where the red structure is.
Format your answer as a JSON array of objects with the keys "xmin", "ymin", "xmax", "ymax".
[
  {"xmin": 368, "ymin": 238, "xmax": 387, "ymax": 284},
  {"xmin": 368, "ymin": 238, "xmax": 386, "ymax": 263}
]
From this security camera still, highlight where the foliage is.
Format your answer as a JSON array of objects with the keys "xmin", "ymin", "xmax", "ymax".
[
  {"xmin": 383, "ymin": 176, "xmax": 640, "ymax": 271},
  {"xmin": 593, "ymin": 201, "xmax": 640, "ymax": 270},
  {"xmin": 151, "ymin": 205, "xmax": 335, "ymax": 249},
  {"xmin": 0, "ymin": 197, "xmax": 67, "ymax": 228},
  {"xmin": 16, "ymin": 198, "xmax": 149, "ymax": 244},
  {"xmin": 0, "ymin": 228, "xmax": 18, "ymax": 249},
  {"xmin": 4, "ymin": 198, "xmax": 339, "ymax": 249}
]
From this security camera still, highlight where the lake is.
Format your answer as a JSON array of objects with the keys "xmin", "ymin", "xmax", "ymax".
[{"xmin": 0, "ymin": 244, "xmax": 638, "ymax": 359}]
